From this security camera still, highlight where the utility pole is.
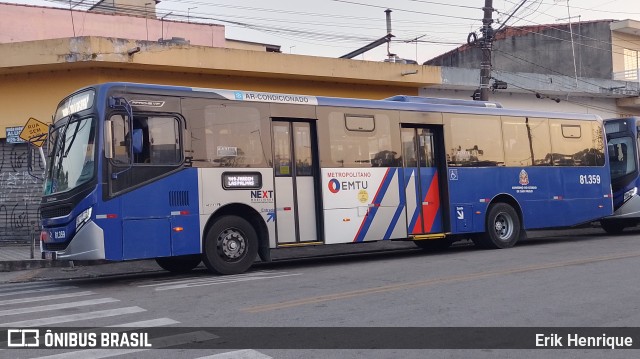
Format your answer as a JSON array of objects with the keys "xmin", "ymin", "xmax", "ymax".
[{"xmin": 479, "ymin": 0, "xmax": 495, "ymax": 101}]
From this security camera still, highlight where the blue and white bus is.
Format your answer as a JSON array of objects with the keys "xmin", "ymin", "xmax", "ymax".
[
  {"xmin": 38, "ymin": 83, "xmax": 613, "ymax": 274},
  {"xmin": 601, "ymin": 117, "xmax": 640, "ymax": 233}
]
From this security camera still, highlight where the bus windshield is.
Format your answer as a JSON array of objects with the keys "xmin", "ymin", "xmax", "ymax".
[{"xmin": 44, "ymin": 117, "xmax": 96, "ymax": 195}]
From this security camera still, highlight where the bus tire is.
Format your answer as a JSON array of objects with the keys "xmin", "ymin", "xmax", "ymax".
[
  {"xmin": 203, "ymin": 215, "xmax": 258, "ymax": 275},
  {"xmin": 413, "ymin": 239, "xmax": 452, "ymax": 251},
  {"xmin": 478, "ymin": 203, "xmax": 521, "ymax": 249},
  {"xmin": 600, "ymin": 220, "xmax": 625, "ymax": 234},
  {"xmin": 155, "ymin": 255, "xmax": 201, "ymax": 273}
]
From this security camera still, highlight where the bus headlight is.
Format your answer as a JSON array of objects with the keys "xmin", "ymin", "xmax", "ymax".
[
  {"xmin": 76, "ymin": 207, "xmax": 93, "ymax": 231},
  {"xmin": 623, "ymin": 187, "xmax": 638, "ymax": 203}
]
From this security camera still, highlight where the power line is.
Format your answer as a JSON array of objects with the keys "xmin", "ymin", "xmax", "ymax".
[{"xmin": 328, "ymin": 0, "xmax": 480, "ymax": 21}]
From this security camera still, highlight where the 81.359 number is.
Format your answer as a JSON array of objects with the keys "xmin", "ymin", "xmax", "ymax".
[{"xmin": 579, "ymin": 174, "xmax": 601, "ymax": 184}]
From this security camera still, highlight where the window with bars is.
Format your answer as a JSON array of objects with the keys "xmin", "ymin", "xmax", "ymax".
[{"xmin": 623, "ymin": 49, "xmax": 639, "ymax": 80}]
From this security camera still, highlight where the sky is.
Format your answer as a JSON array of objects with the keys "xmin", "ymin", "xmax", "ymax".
[{"xmin": 6, "ymin": 0, "xmax": 640, "ymax": 63}]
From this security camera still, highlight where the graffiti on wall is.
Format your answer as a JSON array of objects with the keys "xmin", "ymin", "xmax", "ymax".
[{"xmin": 0, "ymin": 141, "xmax": 45, "ymax": 243}]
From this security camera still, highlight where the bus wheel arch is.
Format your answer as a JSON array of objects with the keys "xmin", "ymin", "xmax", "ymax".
[
  {"xmin": 475, "ymin": 195, "xmax": 525, "ymax": 249},
  {"xmin": 202, "ymin": 204, "xmax": 269, "ymax": 275}
]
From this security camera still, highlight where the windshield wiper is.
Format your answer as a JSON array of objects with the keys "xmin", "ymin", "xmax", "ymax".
[
  {"xmin": 63, "ymin": 117, "xmax": 85, "ymax": 157},
  {"xmin": 53, "ymin": 114, "xmax": 78, "ymax": 183}
]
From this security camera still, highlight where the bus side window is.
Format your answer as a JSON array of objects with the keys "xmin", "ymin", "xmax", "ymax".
[
  {"xmin": 132, "ymin": 116, "xmax": 181, "ymax": 165},
  {"xmin": 148, "ymin": 116, "xmax": 181, "ymax": 164}
]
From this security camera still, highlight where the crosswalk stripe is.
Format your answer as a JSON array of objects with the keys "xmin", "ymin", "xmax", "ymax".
[
  {"xmin": 0, "ymin": 298, "xmax": 119, "ymax": 317},
  {"xmin": 107, "ymin": 318, "xmax": 180, "ymax": 327},
  {"xmin": 0, "ymin": 282, "xmax": 61, "ymax": 290},
  {"xmin": 0, "ymin": 286, "xmax": 78, "ymax": 298},
  {"xmin": 196, "ymin": 349, "xmax": 274, "ymax": 359},
  {"xmin": 136, "ymin": 271, "xmax": 287, "ymax": 288},
  {"xmin": 0, "ymin": 291, "xmax": 95, "ymax": 306},
  {"xmin": 29, "ymin": 349, "xmax": 148, "ymax": 359},
  {"xmin": 156, "ymin": 273, "xmax": 302, "ymax": 291},
  {"xmin": 28, "ymin": 331, "xmax": 218, "ymax": 359},
  {"xmin": 1, "ymin": 306, "xmax": 147, "ymax": 327}
]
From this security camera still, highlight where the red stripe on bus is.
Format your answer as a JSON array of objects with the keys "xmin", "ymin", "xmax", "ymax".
[{"xmin": 422, "ymin": 173, "xmax": 440, "ymax": 232}]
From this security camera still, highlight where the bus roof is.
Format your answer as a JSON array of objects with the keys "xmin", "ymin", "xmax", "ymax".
[{"xmin": 91, "ymin": 82, "xmax": 602, "ymax": 122}]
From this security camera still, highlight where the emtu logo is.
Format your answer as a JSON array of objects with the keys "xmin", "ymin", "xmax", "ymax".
[{"xmin": 328, "ymin": 179, "xmax": 341, "ymax": 193}]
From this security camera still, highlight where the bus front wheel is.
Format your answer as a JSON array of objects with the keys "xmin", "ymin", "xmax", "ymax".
[
  {"xmin": 203, "ymin": 215, "xmax": 258, "ymax": 275},
  {"xmin": 477, "ymin": 203, "xmax": 522, "ymax": 249},
  {"xmin": 155, "ymin": 255, "xmax": 201, "ymax": 273}
]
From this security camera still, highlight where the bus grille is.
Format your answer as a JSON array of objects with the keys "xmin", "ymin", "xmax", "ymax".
[
  {"xmin": 169, "ymin": 191, "xmax": 189, "ymax": 207},
  {"xmin": 40, "ymin": 206, "xmax": 72, "ymax": 219}
]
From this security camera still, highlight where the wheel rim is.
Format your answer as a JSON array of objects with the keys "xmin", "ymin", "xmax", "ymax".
[
  {"xmin": 217, "ymin": 228, "xmax": 247, "ymax": 261},
  {"xmin": 493, "ymin": 212, "xmax": 514, "ymax": 241}
]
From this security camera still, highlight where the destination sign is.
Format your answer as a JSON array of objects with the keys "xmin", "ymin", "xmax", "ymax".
[
  {"xmin": 222, "ymin": 172, "xmax": 262, "ymax": 190},
  {"xmin": 55, "ymin": 90, "xmax": 95, "ymax": 121}
]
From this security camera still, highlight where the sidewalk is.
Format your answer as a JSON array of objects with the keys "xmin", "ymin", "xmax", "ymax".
[
  {"xmin": 0, "ymin": 244, "xmax": 73, "ymax": 272},
  {"xmin": 0, "ymin": 243, "xmax": 164, "ymax": 283}
]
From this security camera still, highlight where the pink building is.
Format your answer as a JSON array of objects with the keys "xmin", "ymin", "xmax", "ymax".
[{"xmin": 1, "ymin": 1, "xmax": 230, "ymax": 49}]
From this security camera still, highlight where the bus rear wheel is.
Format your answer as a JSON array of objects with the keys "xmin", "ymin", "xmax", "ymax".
[
  {"xmin": 203, "ymin": 215, "xmax": 258, "ymax": 275},
  {"xmin": 477, "ymin": 203, "xmax": 521, "ymax": 249},
  {"xmin": 155, "ymin": 255, "xmax": 201, "ymax": 274}
]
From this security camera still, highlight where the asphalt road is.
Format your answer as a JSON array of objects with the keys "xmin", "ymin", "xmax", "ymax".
[{"xmin": 1, "ymin": 226, "xmax": 639, "ymax": 358}]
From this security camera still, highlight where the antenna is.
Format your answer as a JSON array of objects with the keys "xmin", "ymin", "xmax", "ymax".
[
  {"xmin": 68, "ymin": 0, "xmax": 76, "ymax": 37},
  {"xmin": 405, "ymin": 34, "xmax": 426, "ymax": 63},
  {"xmin": 160, "ymin": 11, "xmax": 173, "ymax": 41},
  {"xmin": 188, "ymin": 6, "xmax": 197, "ymax": 23},
  {"xmin": 145, "ymin": 2, "xmax": 154, "ymax": 41},
  {"xmin": 555, "ymin": 0, "xmax": 578, "ymax": 87}
]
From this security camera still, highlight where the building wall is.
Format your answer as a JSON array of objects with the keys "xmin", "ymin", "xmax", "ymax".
[
  {"xmin": 0, "ymin": 3, "xmax": 225, "ymax": 47},
  {"xmin": 611, "ymin": 28, "xmax": 640, "ymax": 78},
  {"xmin": 426, "ymin": 21, "xmax": 615, "ymax": 80},
  {"xmin": 0, "ymin": 141, "xmax": 44, "ymax": 243}
]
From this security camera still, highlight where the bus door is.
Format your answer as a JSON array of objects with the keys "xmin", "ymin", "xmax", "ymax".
[
  {"xmin": 401, "ymin": 126, "xmax": 444, "ymax": 235},
  {"xmin": 272, "ymin": 120, "xmax": 321, "ymax": 244}
]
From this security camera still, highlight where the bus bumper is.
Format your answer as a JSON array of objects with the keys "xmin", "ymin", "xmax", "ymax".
[{"xmin": 44, "ymin": 221, "xmax": 106, "ymax": 260}]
